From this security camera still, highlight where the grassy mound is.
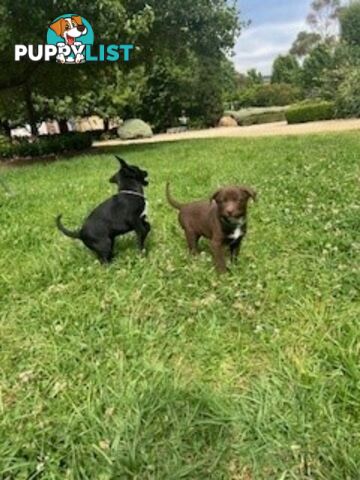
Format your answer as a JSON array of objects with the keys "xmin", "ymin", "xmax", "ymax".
[{"xmin": 225, "ymin": 106, "xmax": 289, "ymax": 126}]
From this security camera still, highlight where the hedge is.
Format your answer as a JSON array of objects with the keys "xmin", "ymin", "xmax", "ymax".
[
  {"xmin": 285, "ymin": 101, "xmax": 335, "ymax": 124},
  {"xmin": 0, "ymin": 132, "xmax": 92, "ymax": 159}
]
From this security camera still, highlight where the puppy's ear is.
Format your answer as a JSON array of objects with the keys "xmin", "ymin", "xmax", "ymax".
[
  {"xmin": 50, "ymin": 18, "xmax": 65, "ymax": 36},
  {"xmin": 239, "ymin": 186, "xmax": 257, "ymax": 202},
  {"xmin": 210, "ymin": 189, "xmax": 223, "ymax": 204},
  {"xmin": 72, "ymin": 15, "xmax": 83, "ymax": 25},
  {"xmin": 115, "ymin": 156, "xmax": 128, "ymax": 168},
  {"xmin": 109, "ymin": 173, "xmax": 118, "ymax": 184}
]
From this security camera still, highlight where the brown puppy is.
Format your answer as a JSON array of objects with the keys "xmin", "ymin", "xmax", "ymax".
[{"xmin": 166, "ymin": 183, "xmax": 256, "ymax": 273}]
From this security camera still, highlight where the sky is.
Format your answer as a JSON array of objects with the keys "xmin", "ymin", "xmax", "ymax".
[{"xmin": 234, "ymin": 0, "xmax": 313, "ymax": 75}]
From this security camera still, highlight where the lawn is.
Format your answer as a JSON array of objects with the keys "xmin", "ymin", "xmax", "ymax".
[{"xmin": 0, "ymin": 133, "xmax": 359, "ymax": 479}]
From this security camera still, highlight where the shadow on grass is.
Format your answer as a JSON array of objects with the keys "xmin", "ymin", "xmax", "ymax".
[{"xmin": 3, "ymin": 378, "xmax": 235, "ymax": 479}]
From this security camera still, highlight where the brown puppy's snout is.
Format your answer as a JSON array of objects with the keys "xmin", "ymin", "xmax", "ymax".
[
  {"xmin": 77, "ymin": 24, "xmax": 86, "ymax": 32},
  {"xmin": 224, "ymin": 202, "xmax": 237, "ymax": 217}
]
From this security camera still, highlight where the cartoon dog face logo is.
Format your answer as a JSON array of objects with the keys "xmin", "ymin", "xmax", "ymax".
[
  {"xmin": 47, "ymin": 14, "xmax": 93, "ymax": 64},
  {"xmin": 50, "ymin": 16, "xmax": 87, "ymax": 46}
]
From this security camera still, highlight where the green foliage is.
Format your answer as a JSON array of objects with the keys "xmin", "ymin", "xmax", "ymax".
[
  {"xmin": 340, "ymin": 0, "xmax": 360, "ymax": 46},
  {"xmin": 301, "ymin": 43, "xmax": 334, "ymax": 95},
  {"xmin": 0, "ymin": 133, "xmax": 92, "ymax": 159},
  {"xmin": 34, "ymin": 67, "xmax": 147, "ymax": 124},
  {"xmin": 0, "ymin": 0, "xmax": 154, "ymax": 132},
  {"xmin": 335, "ymin": 66, "xmax": 360, "ymax": 118},
  {"xmin": 286, "ymin": 101, "xmax": 335, "ymax": 124},
  {"xmin": 290, "ymin": 31, "xmax": 322, "ymax": 57},
  {"xmin": 140, "ymin": 55, "xmax": 229, "ymax": 131},
  {"xmin": 134, "ymin": 0, "xmax": 243, "ymax": 131},
  {"xmin": 0, "ymin": 134, "xmax": 10, "ymax": 148},
  {"xmin": 0, "ymin": 134, "xmax": 12, "ymax": 156},
  {"xmin": 271, "ymin": 55, "xmax": 302, "ymax": 85},
  {"xmin": 246, "ymin": 68, "xmax": 263, "ymax": 85},
  {"xmin": 0, "ymin": 0, "xmax": 241, "ymax": 134},
  {"xmin": 237, "ymin": 83, "xmax": 302, "ymax": 108},
  {"xmin": 220, "ymin": 59, "xmax": 242, "ymax": 103},
  {"xmin": 139, "ymin": 57, "xmax": 197, "ymax": 132},
  {"xmin": 0, "ymin": 134, "xmax": 360, "ymax": 478}
]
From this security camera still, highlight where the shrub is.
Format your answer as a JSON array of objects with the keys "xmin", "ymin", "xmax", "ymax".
[
  {"xmin": 0, "ymin": 132, "xmax": 92, "ymax": 159},
  {"xmin": 0, "ymin": 134, "xmax": 12, "ymax": 156},
  {"xmin": 285, "ymin": 101, "xmax": 335, "ymax": 124},
  {"xmin": 335, "ymin": 67, "xmax": 360, "ymax": 118},
  {"xmin": 237, "ymin": 83, "xmax": 302, "ymax": 108}
]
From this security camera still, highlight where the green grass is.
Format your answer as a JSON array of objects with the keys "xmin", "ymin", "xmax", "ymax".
[{"xmin": 0, "ymin": 133, "xmax": 359, "ymax": 479}]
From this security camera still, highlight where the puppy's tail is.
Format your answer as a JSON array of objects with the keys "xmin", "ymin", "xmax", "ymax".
[
  {"xmin": 166, "ymin": 182, "xmax": 182, "ymax": 210},
  {"xmin": 56, "ymin": 215, "xmax": 80, "ymax": 239}
]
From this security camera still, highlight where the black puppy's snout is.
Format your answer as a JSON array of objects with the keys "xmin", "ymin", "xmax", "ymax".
[{"xmin": 77, "ymin": 25, "xmax": 86, "ymax": 32}]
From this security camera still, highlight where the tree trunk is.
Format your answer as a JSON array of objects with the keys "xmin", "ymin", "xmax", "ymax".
[
  {"xmin": 58, "ymin": 119, "xmax": 69, "ymax": 134},
  {"xmin": 103, "ymin": 118, "xmax": 110, "ymax": 131},
  {"xmin": 24, "ymin": 84, "xmax": 38, "ymax": 136},
  {"xmin": 0, "ymin": 120, "xmax": 11, "ymax": 138}
]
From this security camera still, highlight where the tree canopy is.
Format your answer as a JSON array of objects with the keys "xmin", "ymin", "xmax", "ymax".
[
  {"xmin": 271, "ymin": 55, "xmax": 301, "ymax": 85},
  {"xmin": 0, "ymin": 0, "xmax": 242, "ymax": 134},
  {"xmin": 340, "ymin": 0, "xmax": 360, "ymax": 47}
]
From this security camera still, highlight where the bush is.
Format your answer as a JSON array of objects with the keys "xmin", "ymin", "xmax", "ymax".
[
  {"xmin": 335, "ymin": 67, "xmax": 360, "ymax": 118},
  {"xmin": 118, "ymin": 119, "xmax": 153, "ymax": 140},
  {"xmin": 236, "ymin": 83, "xmax": 302, "ymax": 108},
  {"xmin": 0, "ymin": 135, "xmax": 12, "ymax": 156},
  {"xmin": 285, "ymin": 101, "xmax": 335, "ymax": 124},
  {"xmin": 0, "ymin": 132, "xmax": 92, "ymax": 159},
  {"xmin": 225, "ymin": 107, "xmax": 288, "ymax": 126}
]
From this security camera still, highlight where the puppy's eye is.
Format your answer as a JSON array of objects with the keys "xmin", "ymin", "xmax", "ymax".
[
  {"xmin": 65, "ymin": 25, "xmax": 70, "ymax": 30},
  {"xmin": 72, "ymin": 21, "xmax": 77, "ymax": 27}
]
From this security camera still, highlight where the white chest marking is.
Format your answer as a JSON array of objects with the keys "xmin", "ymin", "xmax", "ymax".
[
  {"xmin": 228, "ymin": 226, "xmax": 243, "ymax": 240},
  {"xmin": 227, "ymin": 217, "xmax": 246, "ymax": 241}
]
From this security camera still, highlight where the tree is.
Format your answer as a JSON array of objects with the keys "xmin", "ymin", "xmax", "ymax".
[
  {"xmin": 246, "ymin": 69, "xmax": 263, "ymax": 85},
  {"xmin": 271, "ymin": 55, "xmax": 301, "ymax": 85},
  {"xmin": 131, "ymin": 0, "xmax": 242, "ymax": 130},
  {"xmin": 0, "ymin": 0, "xmax": 242, "ymax": 134},
  {"xmin": 0, "ymin": 0, "xmax": 154, "ymax": 134},
  {"xmin": 336, "ymin": 66, "xmax": 360, "ymax": 118},
  {"xmin": 306, "ymin": 0, "xmax": 341, "ymax": 40},
  {"xmin": 290, "ymin": 31, "xmax": 322, "ymax": 57},
  {"xmin": 0, "ymin": 0, "xmax": 241, "ymax": 134},
  {"xmin": 301, "ymin": 43, "xmax": 333, "ymax": 94},
  {"xmin": 340, "ymin": 0, "xmax": 360, "ymax": 46},
  {"xmin": 219, "ymin": 58, "xmax": 240, "ymax": 105}
]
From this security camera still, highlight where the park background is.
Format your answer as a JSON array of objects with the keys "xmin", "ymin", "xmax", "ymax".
[{"xmin": 0, "ymin": 0, "xmax": 359, "ymax": 147}]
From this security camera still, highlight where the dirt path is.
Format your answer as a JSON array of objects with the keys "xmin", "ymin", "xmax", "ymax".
[{"xmin": 94, "ymin": 119, "xmax": 360, "ymax": 148}]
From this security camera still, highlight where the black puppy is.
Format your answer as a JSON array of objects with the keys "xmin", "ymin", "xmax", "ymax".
[{"xmin": 56, "ymin": 156, "xmax": 150, "ymax": 263}]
